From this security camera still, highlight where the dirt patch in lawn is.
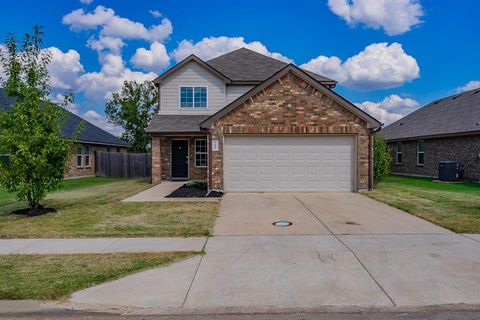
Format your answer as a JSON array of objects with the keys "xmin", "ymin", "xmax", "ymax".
[
  {"xmin": 166, "ymin": 181, "xmax": 223, "ymax": 198},
  {"xmin": 12, "ymin": 205, "xmax": 56, "ymax": 217}
]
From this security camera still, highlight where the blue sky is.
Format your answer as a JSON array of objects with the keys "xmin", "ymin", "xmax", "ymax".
[{"xmin": 0, "ymin": 0, "xmax": 478, "ymax": 134}]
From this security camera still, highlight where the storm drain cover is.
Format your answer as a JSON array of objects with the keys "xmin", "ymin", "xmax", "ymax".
[{"xmin": 273, "ymin": 221, "xmax": 292, "ymax": 227}]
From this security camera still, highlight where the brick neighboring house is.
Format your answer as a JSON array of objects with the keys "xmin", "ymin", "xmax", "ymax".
[
  {"xmin": 381, "ymin": 88, "xmax": 480, "ymax": 181},
  {"xmin": 147, "ymin": 48, "xmax": 381, "ymax": 192},
  {"xmin": 0, "ymin": 88, "xmax": 128, "ymax": 178}
]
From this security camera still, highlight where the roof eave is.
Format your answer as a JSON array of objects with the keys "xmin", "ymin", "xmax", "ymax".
[{"xmin": 383, "ymin": 130, "xmax": 480, "ymax": 142}]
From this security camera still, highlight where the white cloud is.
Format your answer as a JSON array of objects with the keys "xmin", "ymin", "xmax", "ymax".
[
  {"xmin": 149, "ymin": 10, "xmax": 162, "ymax": 18},
  {"xmin": 82, "ymin": 110, "xmax": 123, "ymax": 136},
  {"xmin": 355, "ymin": 94, "xmax": 420, "ymax": 124},
  {"xmin": 327, "ymin": 0, "xmax": 423, "ymax": 36},
  {"xmin": 78, "ymin": 54, "xmax": 156, "ymax": 102},
  {"xmin": 50, "ymin": 93, "xmax": 80, "ymax": 115},
  {"xmin": 171, "ymin": 36, "xmax": 293, "ymax": 63},
  {"xmin": 87, "ymin": 36, "xmax": 125, "ymax": 55},
  {"xmin": 300, "ymin": 42, "xmax": 419, "ymax": 90},
  {"xmin": 0, "ymin": 45, "xmax": 5, "ymax": 82},
  {"xmin": 47, "ymin": 47, "xmax": 84, "ymax": 90},
  {"xmin": 456, "ymin": 80, "xmax": 480, "ymax": 93},
  {"xmin": 80, "ymin": 0, "xmax": 93, "ymax": 4},
  {"xmin": 131, "ymin": 42, "xmax": 170, "ymax": 72},
  {"xmin": 62, "ymin": 5, "xmax": 173, "ymax": 43}
]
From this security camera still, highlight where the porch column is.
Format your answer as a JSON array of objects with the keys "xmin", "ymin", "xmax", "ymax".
[{"xmin": 151, "ymin": 136, "xmax": 161, "ymax": 184}]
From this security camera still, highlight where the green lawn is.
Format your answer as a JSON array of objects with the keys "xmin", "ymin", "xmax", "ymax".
[
  {"xmin": 0, "ymin": 252, "xmax": 197, "ymax": 300},
  {"xmin": 364, "ymin": 175, "xmax": 480, "ymax": 233},
  {"xmin": 0, "ymin": 177, "xmax": 218, "ymax": 238}
]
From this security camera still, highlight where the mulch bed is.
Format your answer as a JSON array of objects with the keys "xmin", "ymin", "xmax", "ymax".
[
  {"xmin": 12, "ymin": 205, "xmax": 56, "ymax": 217},
  {"xmin": 166, "ymin": 182, "xmax": 223, "ymax": 198}
]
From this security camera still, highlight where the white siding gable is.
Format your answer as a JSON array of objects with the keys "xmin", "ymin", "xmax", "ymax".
[{"xmin": 159, "ymin": 61, "xmax": 226, "ymax": 115}]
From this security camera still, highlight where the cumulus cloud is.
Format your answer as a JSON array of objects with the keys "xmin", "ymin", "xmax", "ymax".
[
  {"xmin": 82, "ymin": 110, "xmax": 123, "ymax": 136},
  {"xmin": 87, "ymin": 36, "xmax": 125, "ymax": 55},
  {"xmin": 355, "ymin": 94, "xmax": 420, "ymax": 124},
  {"xmin": 300, "ymin": 42, "xmax": 419, "ymax": 90},
  {"xmin": 327, "ymin": 0, "xmax": 423, "ymax": 36},
  {"xmin": 47, "ymin": 47, "xmax": 84, "ymax": 90},
  {"xmin": 456, "ymin": 80, "xmax": 480, "ymax": 93},
  {"xmin": 171, "ymin": 36, "xmax": 293, "ymax": 63},
  {"xmin": 149, "ymin": 10, "xmax": 162, "ymax": 18},
  {"xmin": 62, "ymin": 5, "xmax": 173, "ymax": 43},
  {"xmin": 78, "ymin": 54, "xmax": 156, "ymax": 102},
  {"xmin": 49, "ymin": 93, "xmax": 80, "ymax": 115},
  {"xmin": 131, "ymin": 41, "xmax": 170, "ymax": 72},
  {"xmin": 80, "ymin": 0, "xmax": 93, "ymax": 4}
]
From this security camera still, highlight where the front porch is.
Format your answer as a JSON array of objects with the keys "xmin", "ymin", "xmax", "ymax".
[{"xmin": 151, "ymin": 135, "xmax": 208, "ymax": 185}]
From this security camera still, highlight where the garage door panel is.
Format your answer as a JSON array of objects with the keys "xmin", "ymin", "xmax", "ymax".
[{"xmin": 225, "ymin": 136, "xmax": 354, "ymax": 192}]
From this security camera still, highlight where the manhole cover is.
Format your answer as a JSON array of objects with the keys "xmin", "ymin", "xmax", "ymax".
[{"xmin": 273, "ymin": 221, "xmax": 292, "ymax": 227}]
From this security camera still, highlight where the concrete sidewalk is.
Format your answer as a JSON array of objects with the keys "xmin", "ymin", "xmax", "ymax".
[
  {"xmin": 0, "ymin": 237, "xmax": 207, "ymax": 254},
  {"xmin": 122, "ymin": 181, "xmax": 220, "ymax": 202},
  {"xmin": 69, "ymin": 233, "xmax": 480, "ymax": 312}
]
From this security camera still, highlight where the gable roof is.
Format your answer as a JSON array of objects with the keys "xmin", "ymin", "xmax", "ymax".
[
  {"xmin": 0, "ymin": 88, "xmax": 128, "ymax": 147},
  {"xmin": 200, "ymin": 64, "xmax": 381, "ymax": 129},
  {"xmin": 153, "ymin": 55, "xmax": 231, "ymax": 84},
  {"xmin": 153, "ymin": 48, "xmax": 336, "ymax": 87},
  {"xmin": 381, "ymin": 88, "xmax": 480, "ymax": 141}
]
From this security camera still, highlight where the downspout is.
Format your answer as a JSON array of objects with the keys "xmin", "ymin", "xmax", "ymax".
[{"xmin": 207, "ymin": 130, "xmax": 213, "ymax": 193}]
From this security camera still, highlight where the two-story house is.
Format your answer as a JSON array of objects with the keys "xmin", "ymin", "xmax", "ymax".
[{"xmin": 147, "ymin": 48, "xmax": 381, "ymax": 193}]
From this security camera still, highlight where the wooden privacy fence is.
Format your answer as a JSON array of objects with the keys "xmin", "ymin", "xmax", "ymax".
[{"xmin": 95, "ymin": 151, "xmax": 151, "ymax": 178}]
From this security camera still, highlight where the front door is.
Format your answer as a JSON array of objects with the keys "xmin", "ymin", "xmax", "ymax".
[{"xmin": 171, "ymin": 140, "xmax": 189, "ymax": 179}]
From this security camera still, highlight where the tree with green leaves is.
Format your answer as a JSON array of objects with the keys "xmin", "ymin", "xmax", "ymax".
[
  {"xmin": 373, "ymin": 134, "xmax": 392, "ymax": 185},
  {"xmin": 105, "ymin": 80, "xmax": 158, "ymax": 153},
  {"xmin": 0, "ymin": 26, "xmax": 77, "ymax": 213}
]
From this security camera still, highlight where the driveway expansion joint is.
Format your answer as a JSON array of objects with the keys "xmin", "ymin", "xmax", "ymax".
[{"xmin": 292, "ymin": 194, "xmax": 397, "ymax": 307}]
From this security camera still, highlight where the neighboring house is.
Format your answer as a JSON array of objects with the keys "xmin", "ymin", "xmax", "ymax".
[
  {"xmin": 0, "ymin": 88, "xmax": 128, "ymax": 178},
  {"xmin": 381, "ymin": 88, "xmax": 480, "ymax": 181},
  {"xmin": 147, "ymin": 48, "xmax": 381, "ymax": 192}
]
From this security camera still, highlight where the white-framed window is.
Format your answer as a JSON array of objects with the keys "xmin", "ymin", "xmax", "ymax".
[
  {"xmin": 417, "ymin": 140, "xmax": 425, "ymax": 166},
  {"xmin": 76, "ymin": 145, "xmax": 83, "ymax": 167},
  {"xmin": 180, "ymin": 86, "xmax": 207, "ymax": 108},
  {"xmin": 395, "ymin": 142, "xmax": 402, "ymax": 165},
  {"xmin": 195, "ymin": 139, "xmax": 208, "ymax": 167},
  {"xmin": 85, "ymin": 145, "xmax": 91, "ymax": 167}
]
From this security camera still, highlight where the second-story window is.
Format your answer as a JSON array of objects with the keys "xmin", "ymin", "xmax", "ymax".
[{"xmin": 180, "ymin": 86, "xmax": 207, "ymax": 108}]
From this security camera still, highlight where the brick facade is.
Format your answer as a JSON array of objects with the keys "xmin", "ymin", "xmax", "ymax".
[
  {"xmin": 388, "ymin": 135, "xmax": 480, "ymax": 181},
  {"xmin": 65, "ymin": 144, "xmax": 127, "ymax": 178},
  {"xmin": 151, "ymin": 135, "xmax": 208, "ymax": 184},
  {"xmin": 207, "ymin": 72, "xmax": 373, "ymax": 191}
]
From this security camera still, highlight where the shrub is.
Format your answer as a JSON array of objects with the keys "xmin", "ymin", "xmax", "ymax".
[{"xmin": 373, "ymin": 134, "xmax": 391, "ymax": 185}]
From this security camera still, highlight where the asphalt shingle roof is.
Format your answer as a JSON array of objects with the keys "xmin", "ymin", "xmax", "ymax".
[
  {"xmin": 146, "ymin": 114, "xmax": 209, "ymax": 133},
  {"xmin": 206, "ymin": 48, "xmax": 336, "ymax": 85},
  {"xmin": 381, "ymin": 88, "xmax": 480, "ymax": 141},
  {"xmin": 0, "ymin": 89, "xmax": 128, "ymax": 147}
]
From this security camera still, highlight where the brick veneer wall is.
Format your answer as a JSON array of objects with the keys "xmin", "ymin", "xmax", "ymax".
[
  {"xmin": 65, "ymin": 144, "xmax": 127, "ymax": 178},
  {"xmin": 388, "ymin": 135, "xmax": 480, "ymax": 181},
  {"xmin": 151, "ymin": 135, "xmax": 207, "ymax": 184},
  {"xmin": 207, "ymin": 72, "xmax": 373, "ymax": 191}
]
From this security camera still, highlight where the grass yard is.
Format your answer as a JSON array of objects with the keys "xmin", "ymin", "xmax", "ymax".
[
  {"xmin": 365, "ymin": 175, "xmax": 480, "ymax": 233},
  {"xmin": 0, "ymin": 252, "xmax": 197, "ymax": 300},
  {"xmin": 0, "ymin": 177, "xmax": 218, "ymax": 238}
]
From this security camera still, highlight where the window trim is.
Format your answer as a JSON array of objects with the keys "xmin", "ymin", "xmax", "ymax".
[
  {"xmin": 178, "ymin": 86, "xmax": 208, "ymax": 108},
  {"xmin": 84, "ymin": 144, "xmax": 91, "ymax": 168},
  {"xmin": 76, "ymin": 145, "xmax": 83, "ymax": 168},
  {"xmin": 395, "ymin": 142, "xmax": 402, "ymax": 165},
  {"xmin": 417, "ymin": 140, "xmax": 425, "ymax": 166},
  {"xmin": 194, "ymin": 139, "xmax": 208, "ymax": 168}
]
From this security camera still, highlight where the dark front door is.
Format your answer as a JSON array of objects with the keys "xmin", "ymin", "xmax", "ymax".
[{"xmin": 171, "ymin": 140, "xmax": 189, "ymax": 179}]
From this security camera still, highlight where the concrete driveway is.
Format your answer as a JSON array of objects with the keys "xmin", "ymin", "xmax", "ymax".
[
  {"xmin": 69, "ymin": 193, "xmax": 480, "ymax": 313},
  {"xmin": 213, "ymin": 193, "xmax": 449, "ymax": 235}
]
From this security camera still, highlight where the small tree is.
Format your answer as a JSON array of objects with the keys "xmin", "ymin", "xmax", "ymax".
[
  {"xmin": 105, "ymin": 81, "xmax": 158, "ymax": 153},
  {"xmin": 0, "ymin": 26, "xmax": 76, "ymax": 212},
  {"xmin": 373, "ymin": 134, "xmax": 391, "ymax": 185}
]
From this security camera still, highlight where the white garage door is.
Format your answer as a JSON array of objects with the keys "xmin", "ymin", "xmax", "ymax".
[{"xmin": 224, "ymin": 136, "xmax": 355, "ymax": 192}]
